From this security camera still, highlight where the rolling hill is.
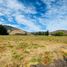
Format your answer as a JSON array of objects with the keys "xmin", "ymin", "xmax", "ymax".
[
  {"xmin": 1, "ymin": 25, "xmax": 29, "ymax": 35},
  {"xmin": 0, "ymin": 25, "xmax": 67, "ymax": 36}
]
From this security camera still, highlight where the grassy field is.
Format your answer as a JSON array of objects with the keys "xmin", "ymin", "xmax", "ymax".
[{"xmin": 0, "ymin": 35, "xmax": 67, "ymax": 67}]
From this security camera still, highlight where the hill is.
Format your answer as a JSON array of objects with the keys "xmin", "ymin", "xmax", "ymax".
[
  {"xmin": 51, "ymin": 30, "xmax": 67, "ymax": 35},
  {"xmin": 1, "ymin": 25, "xmax": 67, "ymax": 36},
  {"xmin": 1, "ymin": 25, "xmax": 29, "ymax": 35}
]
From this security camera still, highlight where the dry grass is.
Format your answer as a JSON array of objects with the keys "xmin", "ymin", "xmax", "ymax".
[{"xmin": 0, "ymin": 35, "xmax": 67, "ymax": 67}]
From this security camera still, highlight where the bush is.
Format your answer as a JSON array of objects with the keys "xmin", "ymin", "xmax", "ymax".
[
  {"xmin": 0, "ymin": 25, "xmax": 9, "ymax": 35},
  {"xmin": 54, "ymin": 31, "xmax": 64, "ymax": 36}
]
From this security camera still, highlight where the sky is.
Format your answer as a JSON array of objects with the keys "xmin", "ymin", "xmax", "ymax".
[{"xmin": 0, "ymin": 0, "xmax": 67, "ymax": 32}]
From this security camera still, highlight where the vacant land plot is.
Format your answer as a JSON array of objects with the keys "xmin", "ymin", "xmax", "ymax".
[{"xmin": 0, "ymin": 35, "xmax": 67, "ymax": 67}]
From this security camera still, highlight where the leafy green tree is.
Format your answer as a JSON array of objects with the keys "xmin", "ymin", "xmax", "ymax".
[{"xmin": 0, "ymin": 25, "xmax": 9, "ymax": 35}]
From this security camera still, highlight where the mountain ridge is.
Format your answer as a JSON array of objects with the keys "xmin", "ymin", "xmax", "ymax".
[
  {"xmin": 0, "ymin": 25, "xmax": 67, "ymax": 35},
  {"xmin": 1, "ymin": 25, "xmax": 29, "ymax": 35}
]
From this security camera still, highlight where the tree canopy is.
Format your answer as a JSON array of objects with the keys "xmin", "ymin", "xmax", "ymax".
[{"xmin": 0, "ymin": 25, "xmax": 9, "ymax": 35}]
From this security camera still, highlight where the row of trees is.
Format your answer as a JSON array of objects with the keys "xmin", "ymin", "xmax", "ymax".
[
  {"xmin": 32, "ymin": 31, "xmax": 67, "ymax": 36},
  {"xmin": 32, "ymin": 31, "xmax": 49, "ymax": 36}
]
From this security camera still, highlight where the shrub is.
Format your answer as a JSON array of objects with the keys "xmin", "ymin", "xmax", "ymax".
[{"xmin": 54, "ymin": 31, "xmax": 64, "ymax": 36}]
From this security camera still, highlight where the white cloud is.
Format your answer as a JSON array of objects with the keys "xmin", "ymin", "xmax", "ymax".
[
  {"xmin": 0, "ymin": 0, "xmax": 39, "ymax": 32},
  {"xmin": 0, "ymin": 0, "xmax": 37, "ymax": 18},
  {"xmin": 15, "ymin": 15, "xmax": 41, "ymax": 31},
  {"xmin": 6, "ymin": 0, "xmax": 37, "ymax": 14},
  {"xmin": 47, "ymin": 18, "xmax": 67, "ymax": 31},
  {"xmin": 42, "ymin": 0, "xmax": 67, "ymax": 19},
  {"xmin": 0, "ymin": 0, "xmax": 67, "ymax": 32}
]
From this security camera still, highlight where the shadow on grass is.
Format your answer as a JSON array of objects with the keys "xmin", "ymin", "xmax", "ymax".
[{"xmin": 30, "ymin": 59, "xmax": 67, "ymax": 67}]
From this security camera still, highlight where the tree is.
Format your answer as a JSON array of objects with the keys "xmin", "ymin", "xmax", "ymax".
[
  {"xmin": 45, "ymin": 31, "xmax": 49, "ymax": 36},
  {"xmin": 0, "ymin": 25, "xmax": 9, "ymax": 35}
]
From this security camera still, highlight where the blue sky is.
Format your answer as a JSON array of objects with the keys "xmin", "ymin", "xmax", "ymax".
[{"xmin": 0, "ymin": 0, "xmax": 67, "ymax": 32}]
